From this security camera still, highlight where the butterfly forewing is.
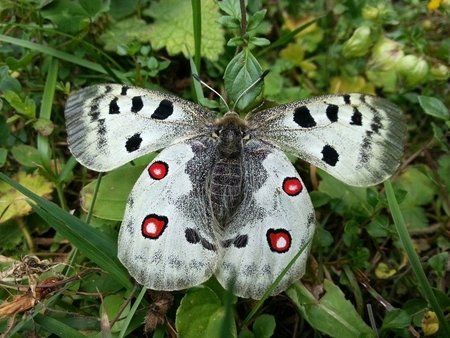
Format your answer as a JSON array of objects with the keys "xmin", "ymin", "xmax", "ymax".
[
  {"xmin": 247, "ymin": 94, "xmax": 405, "ymax": 186},
  {"xmin": 118, "ymin": 139, "xmax": 219, "ymax": 290},
  {"xmin": 215, "ymin": 140, "xmax": 315, "ymax": 299},
  {"xmin": 64, "ymin": 84, "xmax": 213, "ymax": 171}
]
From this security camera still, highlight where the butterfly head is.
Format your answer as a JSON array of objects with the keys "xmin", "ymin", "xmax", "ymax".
[{"xmin": 214, "ymin": 111, "xmax": 247, "ymax": 157}]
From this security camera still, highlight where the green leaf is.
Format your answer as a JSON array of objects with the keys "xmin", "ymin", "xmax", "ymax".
[
  {"xmin": 99, "ymin": 17, "xmax": 153, "ymax": 53},
  {"xmin": 0, "ymin": 148, "xmax": 7, "ymax": 167},
  {"xmin": 395, "ymin": 167, "xmax": 437, "ymax": 206},
  {"xmin": 418, "ymin": 95, "xmax": 449, "ymax": 120},
  {"xmin": 0, "ymin": 65, "xmax": 21, "ymax": 92},
  {"xmin": 144, "ymin": 0, "xmax": 225, "ymax": 61},
  {"xmin": 224, "ymin": 49, "xmax": 263, "ymax": 111},
  {"xmin": 79, "ymin": 0, "xmax": 109, "ymax": 18},
  {"xmin": 11, "ymin": 144, "xmax": 42, "ymax": 168},
  {"xmin": 176, "ymin": 287, "xmax": 237, "ymax": 338},
  {"xmin": 2, "ymin": 90, "xmax": 36, "ymax": 118},
  {"xmin": 381, "ymin": 309, "xmax": 410, "ymax": 331},
  {"xmin": 428, "ymin": 252, "xmax": 449, "ymax": 278},
  {"xmin": 41, "ymin": 0, "xmax": 90, "ymax": 34},
  {"xmin": 80, "ymin": 161, "xmax": 151, "ymax": 221},
  {"xmin": 218, "ymin": 0, "xmax": 241, "ymax": 19},
  {"xmin": 318, "ymin": 170, "xmax": 371, "ymax": 216},
  {"xmin": 0, "ymin": 172, "xmax": 132, "ymax": 288},
  {"xmin": 0, "ymin": 171, "xmax": 53, "ymax": 223},
  {"xmin": 437, "ymin": 155, "xmax": 450, "ymax": 193},
  {"xmin": 253, "ymin": 314, "xmax": 276, "ymax": 338},
  {"xmin": 34, "ymin": 313, "xmax": 84, "ymax": 338},
  {"xmin": 286, "ymin": 280, "xmax": 376, "ymax": 338}
]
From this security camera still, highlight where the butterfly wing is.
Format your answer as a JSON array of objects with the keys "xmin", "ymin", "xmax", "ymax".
[
  {"xmin": 65, "ymin": 84, "xmax": 214, "ymax": 171},
  {"xmin": 247, "ymin": 94, "xmax": 405, "ymax": 186},
  {"xmin": 215, "ymin": 140, "xmax": 315, "ymax": 299},
  {"xmin": 118, "ymin": 139, "xmax": 219, "ymax": 290}
]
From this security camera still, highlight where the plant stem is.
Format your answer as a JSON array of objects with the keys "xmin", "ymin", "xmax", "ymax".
[
  {"xmin": 239, "ymin": 0, "xmax": 247, "ymax": 36},
  {"xmin": 191, "ymin": 0, "xmax": 201, "ymax": 71},
  {"xmin": 384, "ymin": 180, "xmax": 449, "ymax": 336}
]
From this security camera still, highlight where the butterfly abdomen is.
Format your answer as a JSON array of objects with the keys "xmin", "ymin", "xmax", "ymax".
[{"xmin": 209, "ymin": 156, "xmax": 244, "ymax": 226}]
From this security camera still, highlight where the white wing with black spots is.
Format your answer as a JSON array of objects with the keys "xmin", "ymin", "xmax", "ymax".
[
  {"xmin": 215, "ymin": 140, "xmax": 315, "ymax": 299},
  {"xmin": 65, "ymin": 84, "xmax": 214, "ymax": 171},
  {"xmin": 118, "ymin": 139, "xmax": 219, "ymax": 290},
  {"xmin": 247, "ymin": 94, "xmax": 405, "ymax": 186}
]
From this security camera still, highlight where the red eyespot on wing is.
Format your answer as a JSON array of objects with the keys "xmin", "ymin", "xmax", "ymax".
[
  {"xmin": 282, "ymin": 177, "xmax": 303, "ymax": 196},
  {"xmin": 141, "ymin": 214, "xmax": 168, "ymax": 239},
  {"xmin": 266, "ymin": 229, "xmax": 291, "ymax": 253},
  {"xmin": 148, "ymin": 161, "xmax": 168, "ymax": 180}
]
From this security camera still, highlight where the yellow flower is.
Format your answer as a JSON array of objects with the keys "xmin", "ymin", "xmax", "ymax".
[
  {"xmin": 428, "ymin": 0, "xmax": 442, "ymax": 11},
  {"xmin": 422, "ymin": 311, "xmax": 439, "ymax": 336}
]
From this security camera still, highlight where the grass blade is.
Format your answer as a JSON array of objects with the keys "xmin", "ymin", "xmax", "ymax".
[
  {"xmin": 118, "ymin": 286, "xmax": 147, "ymax": 338},
  {"xmin": 191, "ymin": 0, "xmax": 202, "ymax": 72},
  {"xmin": 256, "ymin": 17, "xmax": 321, "ymax": 57},
  {"xmin": 34, "ymin": 313, "xmax": 84, "ymax": 338},
  {"xmin": 384, "ymin": 180, "xmax": 449, "ymax": 336},
  {"xmin": 0, "ymin": 34, "xmax": 124, "ymax": 79},
  {"xmin": 0, "ymin": 172, "xmax": 132, "ymax": 289},
  {"xmin": 37, "ymin": 57, "xmax": 59, "ymax": 162},
  {"xmin": 189, "ymin": 58, "xmax": 205, "ymax": 102},
  {"xmin": 243, "ymin": 238, "xmax": 312, "ymax": 326}
]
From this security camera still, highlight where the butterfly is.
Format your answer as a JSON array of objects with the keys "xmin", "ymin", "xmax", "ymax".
[{"xmin": 64, "ymin": 83, "xmax": 404, "ymax": 299}]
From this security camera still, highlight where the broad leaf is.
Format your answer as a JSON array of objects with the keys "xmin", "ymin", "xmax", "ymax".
[{"xmin": 286, "ymin": 280, "xmax": 376, "ymax": 338}]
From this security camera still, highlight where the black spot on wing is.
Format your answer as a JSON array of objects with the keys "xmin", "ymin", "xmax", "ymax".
[
  {"xmin": 201, "ymin": 238, "xmax": 216, "ymax": 251},
  {"xmin": 152, "ymin": 99, "xmax": 173, "ymax": 120},
  {"xmin": 326, "ymin": 104, "xmax": 339, "ymax": 122},
  {"xmin": 321, "ymin": 145, "xmax": 339, "ymax": 166},
  {"xmin": 343, "ymin": 94, "xmax": 351, "ymax": 104},
  {"xmin": 125, "ymin": 133, "xmax": 142, "ymax": 152},
  {"xmin": 185, "ymin": 228, "xmax": 200, "ymax": 244},
  {"xmin": 121, "ymin": 86, "xmax": 129, "ymax": 95},
  {"xmin": 105, "ymin": 85, "xmax": 112, "ymax": 94},
  {"xmin": 109, "ymin": 97, "xmax": 120, "ymax": 114},
  {"xmin": 350, "ymin": 107, "xmax": 362, "ymax": 126},
  {"xmin": 89, "ymin": 103, "xmax": 100, "ymax": 121},
  {"xmin": 131, "ymin": 96, "xmax": 144, "ymax": 113},
  {"xmin": 233, "ymin": 234, "xmax": 248, "ymax": 248},
  {"xmin": 293, "ymin": 106, "xmax": 316, "ymax": 128}
]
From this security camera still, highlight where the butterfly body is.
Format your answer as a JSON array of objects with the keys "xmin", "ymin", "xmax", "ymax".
[{"xmin": 65, "ymin": 84, "xmax": 405, "ymax": 299}]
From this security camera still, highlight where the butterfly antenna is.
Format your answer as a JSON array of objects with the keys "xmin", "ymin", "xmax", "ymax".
[
  {"xmin": 232, "ymin": 70, "xmax": 270, "ymax": 111},
  {"xmin": 192, "ymin": 74, "xmax": 230, "ymax": 111}
]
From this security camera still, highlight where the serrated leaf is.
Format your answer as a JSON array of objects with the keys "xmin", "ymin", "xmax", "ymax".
[
  {"xmin": 176, "ymin": 286, "xmax": 237, "ymax": 338},
  {"xmin": 286, "ymin": 280, "xmax": 376, "ymax": 338},
  {"xmin": 247, "ymin": 10, "xmax": 267, "ymax": 31},
  {"xmin": 224, "ymin": 49, "xmax": 263, "ymax": 111},
  {"xmin": 0, "ymin": 171, "xmax": 53, "ymax": 223},
  {"xmin": 144, "ymin": 0, "xmax": 225, "ymax": 61},
  {"xmin": 418, "ymin": 95, "xmax": 449, "ymax": 120},
  {"xmin": 79, "ymin": 0, "xmax": 109, "ymax": 18},
  {"xmin": 80, "ymin": 162, "xmax": 149, "ymax": 221},
  {"xmin": 99, "ymin": 17, "xmax": 153, "ymax": 53}
]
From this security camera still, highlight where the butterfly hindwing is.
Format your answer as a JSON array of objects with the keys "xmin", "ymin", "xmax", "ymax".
[
  {"xmin": 247, "ymin": 94, "xmax": 405, "ymax": 186},
  {"xmin": 65, "ymin": 84, "xmax": 213, "ymax": 171},
  {"xmin": 118, "ymin": 139, "xmax": 219, "ymax": 290},
  {"xmin": 215, "ymin": 140, "xmax": 315, "ymax": 299}
]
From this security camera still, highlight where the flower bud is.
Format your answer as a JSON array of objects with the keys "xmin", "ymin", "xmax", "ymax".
[
  {"xmin": 362, "ymin": 3, "xmax": 388, "ymax": 20},
  {"xmin": 422, "ymin": 311, "xmax": 439, "ymax": 336},
  {"xmin": 342, "ymin": 26, "xmax": 372, "ymax": 58},
  {"xmin": 430, "ymin": 63, "xmax": 449, "ymax": 81},
  {"xmin": 369, "ymin": 37, "xmax": 404, "ymax": 71},
  {"xmin": 396, "ymin": 55, "xmax": 429, "ymax": 86}
]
